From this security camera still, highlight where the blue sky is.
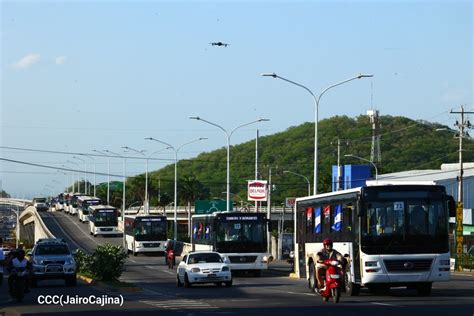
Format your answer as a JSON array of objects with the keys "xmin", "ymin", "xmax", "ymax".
[{"xmin": 1, "ymin": 0, "xmax": 472, "ymax": 198}]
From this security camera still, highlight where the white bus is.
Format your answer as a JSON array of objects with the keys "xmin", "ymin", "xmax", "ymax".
[
  {"xmin": 192, "ymin": 212, "xmax": 270, "ymax": 276},
  {"xmin": 88, "ymin": 205, "xmax": 120, "ymax": 237},
  {"xmin": 66, "ymin": 193, "xmax": 84, "ymax": 215},
  {"xmin": 294, "ymin": 184, "xmax": 455, "ymax": 296},
  {"xmin": 124, "ymin": 215, "xmax": 167, "ymax": 256},
  {"xmin": 77, "ymin": 196, "xmax": 102, "ymax": 223}
]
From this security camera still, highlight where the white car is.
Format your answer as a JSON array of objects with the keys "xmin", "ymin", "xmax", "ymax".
[{"xmin": 177, "ymin": 251, "xmax": 232, "ymax": 288}]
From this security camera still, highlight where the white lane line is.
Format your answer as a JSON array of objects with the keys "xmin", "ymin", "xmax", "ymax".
[
  {"xmin": 145, "ymin": 265, "xmax": 176, "ymax": 275},
  {"xmin": 58, "ymin": 212, "xmax": 102, "ymax": 246},
  {"xmin": 371, "ymin": 302, "xmax": 402, "ymax": 307},
  {"xmin": 43, "ymin": 212, "xmax": 82, "ymax": 250},
  {"xmin": 454, "ymin": 273, "xmax": 474, "ymax": 277},
  {"xmin": 140, "ymin": 299, "xmax": 217, "ymax": 310}
]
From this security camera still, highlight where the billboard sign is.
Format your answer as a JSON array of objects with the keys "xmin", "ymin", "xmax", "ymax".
[
  {"xmin": 285, "ymin": 198, "xmax": 296, "ymax": 208},
  {"xmin": 247, "ymin": 180, "xmax": 268, "ymax": 201}
]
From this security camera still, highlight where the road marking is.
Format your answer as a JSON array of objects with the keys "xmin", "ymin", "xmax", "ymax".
[
  {"xmin": 42, "ymin": 212, "xmax": 83, "ymax": 250},
  {"xmin": 371, "ymin": 302, "xmax": 401, "ymax": 307},
  {"xmin": 141, "ymin": 299, "xmax": 217, "ymax": 310},
  {"xmin": 145, "ymin": 265, "xmax": 175, "ymax": 275},
  {"xmin": 57, "ymin": 211, "xmax": 102, "ymax": 246}
]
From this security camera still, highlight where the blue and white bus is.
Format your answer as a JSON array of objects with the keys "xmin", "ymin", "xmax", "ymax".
[{"xmin": 295, "ymin": 183, "xmax": 455, "ymax": 296}]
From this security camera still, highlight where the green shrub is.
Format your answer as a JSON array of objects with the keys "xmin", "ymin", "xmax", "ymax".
[
  {"xmin": 74, "ymin": 249, "xmax": 92, "ymax": 273},
  {"xmin": 89, "ymin": 244, "xmax": 128, "ymax": 281},
  {"xmin": 76, "ymin": 244, "xmax": 128, "ymax": 281}
]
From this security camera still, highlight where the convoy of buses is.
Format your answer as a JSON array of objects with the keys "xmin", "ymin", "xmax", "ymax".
[{"xmin": 46, "ymin": 181, "xmax": 454, "ymax": 296}]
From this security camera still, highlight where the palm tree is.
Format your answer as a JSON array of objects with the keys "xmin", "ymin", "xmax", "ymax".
[{"xmin": 179, "ymin": 175, "xmax": 210, "ymax": 236}]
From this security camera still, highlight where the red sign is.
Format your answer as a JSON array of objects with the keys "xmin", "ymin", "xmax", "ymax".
[{"xmin": 248, "ymin": 180, "xmax": 268, "ymax": 201}]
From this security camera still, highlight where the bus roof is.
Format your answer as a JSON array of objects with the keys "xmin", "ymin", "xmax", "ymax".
[
  {"xmin": 89, "ymin": 205, "xmax": 116, "ymax": 211},
  {"xmin": 295, "ymin": 182, "xmax": 442, "ymax": 203}
]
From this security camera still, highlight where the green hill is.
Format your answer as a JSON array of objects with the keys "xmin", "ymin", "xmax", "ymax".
[{"xmin": 100, "ymin": 115, "xmax": 474, "ymax": 208}]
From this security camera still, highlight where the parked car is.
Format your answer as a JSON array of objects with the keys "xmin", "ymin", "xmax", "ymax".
[
  {"xmin": 29, "ymin": 238, "xmax": 77, "ymax": 287},
  {"xmin": 177, "ymin": 251, "xmax": 232, "ymax": 288}
]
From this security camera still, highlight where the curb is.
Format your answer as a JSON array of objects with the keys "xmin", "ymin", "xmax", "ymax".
[{"xmin": 77, "ymin": 274, "xmax": 143, "ymax": 293}]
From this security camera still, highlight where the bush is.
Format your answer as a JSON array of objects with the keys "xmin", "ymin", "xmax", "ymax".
[
  {"xmin": 74, "ymin": 249, "xmax": 92, "ymax": 274},
  {"xmin": 77, "ymin": 244, "xmax": 128, "ymax": 281}
]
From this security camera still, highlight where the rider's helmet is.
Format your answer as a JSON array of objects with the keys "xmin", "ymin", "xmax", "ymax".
[
  {"xmin": 323, "ymin": 238, "xmax": 333, "ymax": 250},
  {"xmin": 16, "ymin": 249, "xmax": 25, "ymax": 260}
]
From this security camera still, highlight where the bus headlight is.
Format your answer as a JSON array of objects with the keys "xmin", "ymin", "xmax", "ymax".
[
  {"xmin": 439, "ymin": 260, "xmax": 450, "ymax": 266},
  {"xmin": 365, "ymin": 261, "xmax": 378, "ymax": 267},
  {"xmin": 262, "ymin": 256, "xmax": 268, "ymax": 263}
]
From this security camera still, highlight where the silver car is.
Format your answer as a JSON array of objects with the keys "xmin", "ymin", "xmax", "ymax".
[{"xmin": 29, "ymin": 239, "xmax": 77, "ymax": 287}]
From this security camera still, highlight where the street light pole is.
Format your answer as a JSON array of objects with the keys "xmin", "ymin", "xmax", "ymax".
[
  {"xmin": 93, "ymin": 150, "xmax": 110, "ymax": 204},
  {"xmin": 104, "ymin": 149, "xmax": 126, "ymax": 249},
  {"xmin": 145, "ymin": 137, "xmax": 207, "ymax": 240},
  {"xmin": 283, "ymin": 170, "xmax": 311, "ymax": 196},
  {"xmin": 190, "ymin": 117, "xmax": 269, "ymax": 211},
  {"xmin": 66, "ymin": 160, "xmax": 80, "ymax": 192},
  {"xmin": 73, "ymin": 156, "xmax": 87, "ymax": 194},
  {"xmin": 261, "ymin": 73, "xmax": 373, "ymax": 195},
  {"xmin": 122, "ymin": 146, "xmax": 148, "ymax": 213},
  {"xmin": 344, "ymin": 154, "xmax": 378, "ymax": 182}
]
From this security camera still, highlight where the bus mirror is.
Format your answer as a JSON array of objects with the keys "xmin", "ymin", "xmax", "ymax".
[{"xmin": 447, "ymin": 195, "xmax": 456, "ymax": 217}]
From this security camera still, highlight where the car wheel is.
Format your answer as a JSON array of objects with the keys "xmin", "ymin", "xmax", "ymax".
[
  {"xmin": 215, "ymin": 282, "xmax": 222, "ymax": 287},
  {"xmin": 184, "ymin": 273, "xmax": 191, "ymax": 288},
  {"xmin": 225, "ymin": 279, "xmax": 233, "ymax": 288},
  {"xmin": 177, "ymin": 275, "xmax": 183, "ymax": 287}
]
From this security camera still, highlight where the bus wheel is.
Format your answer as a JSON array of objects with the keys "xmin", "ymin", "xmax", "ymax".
[
  {"xmin": 308, "ymin": 262, "xmax": 317, "ymax": 293},
  {"xmin": 416, "ymin": 282, "xmax": 432, "ymax": 296},
  {"xmin": 344, "ymin": 270, "xmax": 360, "ymax": 296}
]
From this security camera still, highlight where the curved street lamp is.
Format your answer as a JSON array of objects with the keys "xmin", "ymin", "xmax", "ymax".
[
  {"xmin": 344, "ymin": 154, "xmax": 378, "ymax": 182},
  {"xmin": 145, "ymin": 137, "xmax": 207, "ymax": 240},
  {"xmin": 283, "ymin": 170, "xmax": 311, "ymax": 196},
  {"xmin": 262, "ymin": 73, "xmax": 373, "ymax": 195},
  {"xmin": 189, "ymin": 117, "xmax": 269, "ymax": 211}
]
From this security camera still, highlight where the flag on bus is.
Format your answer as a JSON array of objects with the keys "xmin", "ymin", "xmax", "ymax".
[
  {"xmin": 331, "ymin": 204, "xmax": 342, "ymax": 231},
  {"xmin": 314, "ymin": 207, "xmax": 321, "ymax": 234}
]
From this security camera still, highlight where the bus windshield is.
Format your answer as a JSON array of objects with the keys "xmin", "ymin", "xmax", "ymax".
[
  {"xmin": 82, "ymin": 200, "xmax": 101, "ymax": 214},
  {"xmin": 92, "ymin": 210, "xmax": 118, "ymax": 227},
  {"xmin": 215, "ymin": 220, "xmax": 266, "ymax": 253},
  {"xmin": 361, "ymin": 199, "xmax": 448, "ymax": 254},
  {"xmin": 133, "ymin": 219, "xmax": 167, "ymax": 241}
]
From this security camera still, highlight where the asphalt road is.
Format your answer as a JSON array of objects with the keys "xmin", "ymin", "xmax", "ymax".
[{"xmin": 1, "ymin": 209, "xmax": 473, "ymax": 316}]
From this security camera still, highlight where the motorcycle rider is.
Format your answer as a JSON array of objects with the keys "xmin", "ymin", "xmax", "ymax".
[
  {"xmin": 316, "ymin": 238, "xmax": 343, "ymax": 292},
  {"xmin": 8, "ymin": 249, "xmax": 32, "ymax": 295}
]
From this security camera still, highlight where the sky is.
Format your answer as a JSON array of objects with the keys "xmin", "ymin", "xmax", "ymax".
[{"xmin": 1, "ymin": 0, "xmax": 472, "ymax": 198}]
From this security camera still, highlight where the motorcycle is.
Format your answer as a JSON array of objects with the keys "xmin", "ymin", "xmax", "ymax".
[
  {"xmin": 317, "ymin": 259, "xmax": 344, "ymax": 303},
  {"xmin": 11, "ymin": 267, "xmax": 28, "ymax": 302}
]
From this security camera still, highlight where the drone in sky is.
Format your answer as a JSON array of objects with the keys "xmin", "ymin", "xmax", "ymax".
[{"xmin": 210, "ymin": 42, "xmax": 229, "ymax": 47}]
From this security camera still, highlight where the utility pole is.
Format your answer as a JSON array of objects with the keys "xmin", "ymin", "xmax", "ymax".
[
  {"xmin": 450, "ymin": 105, "xmax": 473, "ymax": 271},
  {"xmin": 255, "ymin": 129, "xmax": 259, "ymax": 212}
]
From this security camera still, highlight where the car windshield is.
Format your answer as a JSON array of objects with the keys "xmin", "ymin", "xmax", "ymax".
[
  {"xmin": 188, "ymin": 253, "xmax": 223, "ymax": 264},
  {"xmin": 36, "ymin": 245, "xmax": 70, "ymax": 255}
]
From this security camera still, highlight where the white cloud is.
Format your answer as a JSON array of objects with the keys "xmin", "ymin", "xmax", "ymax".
[
  {"xmin": 12, "ymin": 53, "xmax": 40, "ymax": 69},
  {"xmin": 55, "ymin": 56, "xmax": 67, "ymax": 65}
]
